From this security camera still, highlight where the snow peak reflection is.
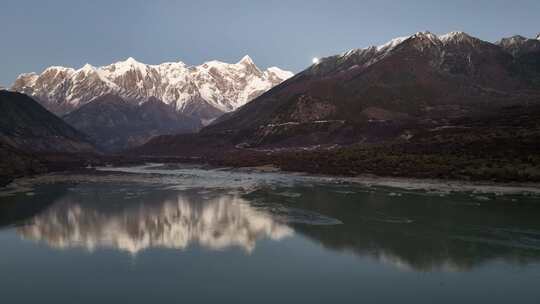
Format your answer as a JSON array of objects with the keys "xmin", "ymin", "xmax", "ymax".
[{"xmin": 18, "ymin": 189, "xmax": 294, "ymax": 254}]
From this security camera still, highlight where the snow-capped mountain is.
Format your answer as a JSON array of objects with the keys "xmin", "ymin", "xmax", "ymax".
[
  {"xmin": 307, "ymin": 31, "xmax": 503, "ymax": 78},
  {"xmin": 12, "ymin": 56, "xmax": 294, "ymax": 123}
]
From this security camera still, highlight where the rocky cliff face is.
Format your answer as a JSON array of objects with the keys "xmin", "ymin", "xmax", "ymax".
[{"xmin": 11, "ymin": 56, "xmax": 294, "ymax": 124}]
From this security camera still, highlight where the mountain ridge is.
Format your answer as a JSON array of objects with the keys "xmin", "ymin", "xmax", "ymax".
[
  {"xmin": 12, "ymin": 56, "xmax": 294, "ymax": 124},
  {"xmin": 203, "ymin": 31, "xmax": 540, "ymax": 136}
]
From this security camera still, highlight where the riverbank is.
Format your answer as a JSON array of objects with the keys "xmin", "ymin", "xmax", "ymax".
[
  {"xmin": 2, "ymin": 140, "xmax": 540, "ymax": 191},
  {"xmin": 3, "ymin": 163, "xmax": 539, "ymax": 198}
]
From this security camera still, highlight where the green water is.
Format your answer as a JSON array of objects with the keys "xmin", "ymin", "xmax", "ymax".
[{"xmin": 1, "ymin": 165, "xmax": 539, "ymax": 303}]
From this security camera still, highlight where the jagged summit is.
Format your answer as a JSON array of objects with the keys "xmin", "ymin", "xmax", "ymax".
[
  {"xmin": 411, "ymin": 31, "xmax": 439, "ymax": 39},
  {"xmin": 438, "ymin": 31, "xmax": 479, "ymax": 44},
  {"xmin": 313, "ymin": 30, "xmax": 540, "ymax": 76},
  {"xmin": 238, "ymin": 55, "xmax": 255, "ymax": 65},
  {"xmin": 124, "ymin": 57, "xmax": 139, "ymax": 64},
  {"xmin": 338, "ymin": 31, "xmax": 473, "ymax": 58},
  {"xmin": 312, "ymin": 31, "xmax": 490, "ymax": 76},
  {"xmin": 339, "ymin": 31, "xmax": 486, "ymax": 58},
  {"xmin": 11, "ymin": 56, "xmax": 294, "ymax": 121},
  {"xmin": 81, "ymin": 63, "xmax": 95, "ymax": 71}
]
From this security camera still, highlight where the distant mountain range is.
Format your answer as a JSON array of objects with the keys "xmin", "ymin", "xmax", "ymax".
[
  {"xmin": 134, "ymin": 31, "xmax": 540, "ymax": 181},
  {"xmin": 11, "ymin": 56, "xmax": 293, "ymax": 125},
  {"xmin": 10, "ymin": 56, "xmax": 292, "ymax": 151}
]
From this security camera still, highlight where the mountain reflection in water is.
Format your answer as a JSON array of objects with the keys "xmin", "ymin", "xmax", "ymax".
[
  {"xmin": 17, "ymin": 188, "xmax": 295, "ymax": 254},
  {"xmin": 3, "ymin": 175, "xmax": 540, "ymax": 273}
]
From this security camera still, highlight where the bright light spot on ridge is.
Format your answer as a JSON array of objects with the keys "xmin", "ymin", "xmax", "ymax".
[{"xmin": 312, "ymin": 57, "xmax": 319, "ymax": 64}]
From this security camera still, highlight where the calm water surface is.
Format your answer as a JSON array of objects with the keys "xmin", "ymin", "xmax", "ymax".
[{"xmin": 1, "ymin": 164, "xmax": 540, "ymax": 303}]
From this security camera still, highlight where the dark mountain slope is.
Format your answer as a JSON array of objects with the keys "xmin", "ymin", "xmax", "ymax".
[
  {"xmin": 63, "ymin": 94, "xmax": 202, "ymax": 152},
  {"xmin": 0, "ymin": 90, "xmax": 94, "ymax": 153},
  {"xmin": 202, "ymin": 32, "xmax": 540, "ymax": 147},
  {"xmin": 131, "ymin": 32, "xmax": 540, "ymax": 181},
  {"xmin": 0, "ymin": 90, "xmax": 96, "ymax": 185}
]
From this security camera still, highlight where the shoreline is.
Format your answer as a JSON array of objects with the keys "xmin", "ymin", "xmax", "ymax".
[
  {"xmin": 346, "ymin": 175, "xmax": 540, "ymax": 195},
  {"xmin": 236, "ymin": 164, "xmax": 540, "ymax": 195},
  {"xmin": 3, "ymin": 163, "xmax": 539, "ymax": 197}
]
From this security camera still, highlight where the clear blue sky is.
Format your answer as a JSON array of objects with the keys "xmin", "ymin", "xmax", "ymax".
[{"xmin": 1, "ymin": 0, "xmax": 539, "ymax": 85}]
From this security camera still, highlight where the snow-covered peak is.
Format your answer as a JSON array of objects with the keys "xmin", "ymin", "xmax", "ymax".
[
  {"xmin": 537, "ymin": 33, "xmax": 540, "ymax": 40},
  {"xmin": 13, "ymin": 73, "xmax": 38, "ymax": 86},
  {"xmin": 80, "ymin": 63, "xmax": 96, "ymax": 72},
  {"xmin": 341, "ymin": 31, "xmax": 439, "ymax": 58},
  {"xmin": 200, "ymin": 59, "xmax": 230, "ymax": 69},
  {"xmin": 124, "ymin": 57, "xmax": 139, "ymax": 64},
  {"xmin": 117, "ymin": 57, "xmax": 146, "ymax": 68},
  {"xmin": 376, "ymin": 35, "xmax": 410, "ymax": 51},
  {"xmin": 11, "ymin": 55, "xmax": 294, "ymax": 119},
  {"xmin": 318, "ymin": 31, "xmax": 496, "ymax": 76},
  {"xmin": 101, "ymin": 57, "xmax": 150, "ymax": 78},
  {"xmin": 43, "ymin": 66, "xmax": 76, "ymax": 74},
  {"xmin": 238, "ymin": 55, "xmax": 255, "ymax": 65},
  {"xmin": 158, "ymin": 61, "xmax": 187, "ymax": 68},
  {"xmin": 438, "ymin": 31, "xmax": 482, "ymax": 46},
  {"xmin": 412, "ymin": 31, "xmax": 438, "ymax": 39},
  {"xmin": 439, "ymin": 31, "xmax": 466, "ymax": 41}
]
